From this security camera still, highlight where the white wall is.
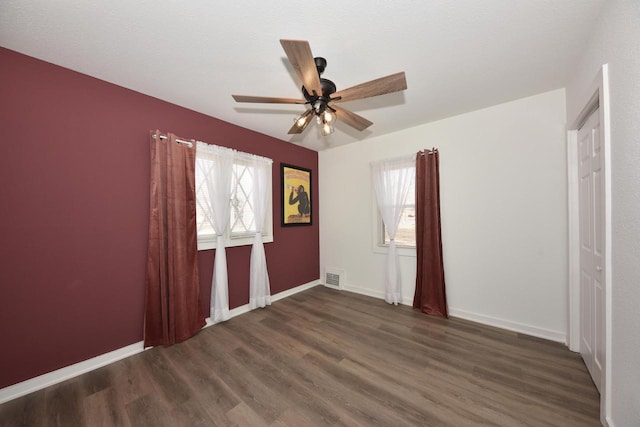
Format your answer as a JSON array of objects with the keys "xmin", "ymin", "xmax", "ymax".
[
  {"xmin": 565, "ymin": 1, "xmax": 640, "ymax": 425},
  {"xmin": 320, "ymin": 89, "xmax": 568, "ymax": 342}
]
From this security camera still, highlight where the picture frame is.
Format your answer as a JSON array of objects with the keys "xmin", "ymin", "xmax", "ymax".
[{"xmin": 281, "ymin": 163, "xmax": 312, "ymax": 226}]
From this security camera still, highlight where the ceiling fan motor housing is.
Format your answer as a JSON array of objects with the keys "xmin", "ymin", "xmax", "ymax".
[
  {"xmin": 302, "ymin": 79, "xmax": 336, "ymax": 101},
  {"xmin": 302, "ymin": 57, "xmax": 337, "ymax": 114},
  {"xmin": 303, "ymin": 81, "xmax": 336, "ymax": 113}
]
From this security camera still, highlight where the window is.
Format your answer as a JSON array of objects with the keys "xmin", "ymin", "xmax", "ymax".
[{"xmin": 195, "ymin": 147, "xmax": 273, "ymax": 250}]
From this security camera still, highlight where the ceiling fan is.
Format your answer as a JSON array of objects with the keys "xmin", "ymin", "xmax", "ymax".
[{"xmin": 232, "ymin": 39, "xmax": 407, "ymax": 136}]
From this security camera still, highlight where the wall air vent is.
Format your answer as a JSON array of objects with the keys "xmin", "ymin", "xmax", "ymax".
[
  {"xmin": 323, "ymin": 267, "xmax": 345, "ymax": 290},
  {"xmin": 326, "ymin": 272, "xmax": 340, "ymax": 286}
]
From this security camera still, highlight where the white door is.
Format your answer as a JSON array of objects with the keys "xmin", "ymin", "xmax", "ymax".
[{"xmin": 578, "ymin": 108, "xmax": 604, "ymax": 392}]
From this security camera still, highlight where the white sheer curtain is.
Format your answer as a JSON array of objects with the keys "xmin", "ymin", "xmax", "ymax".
[
  {"xmin": 196, "ymin": 142, "xmax": 235, "ymax": 322},
  {"xmin": 245, "ymin": 153, "xmax": 273, "ymax": 309},
  {"xmin": 371, "ymin": 155, "xmax": 415, "ymax": 305}
]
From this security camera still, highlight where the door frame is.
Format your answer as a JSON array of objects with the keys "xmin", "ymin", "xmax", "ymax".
[{"xmin": 566, "ymin": 64, "xmax": 611, "ymax": 424}]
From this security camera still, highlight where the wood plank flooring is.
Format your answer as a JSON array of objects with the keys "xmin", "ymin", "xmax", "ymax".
[{"xmin": 0, "ymin": 286, "xmax": 600, "ymax": 426}]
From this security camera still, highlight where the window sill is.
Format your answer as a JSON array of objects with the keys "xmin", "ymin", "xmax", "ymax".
[
  {"xmin": 372, "ymin": 244, "xmax": 416, "ymax": 257},
  {"xmin": 198, "ymin": 234, "xmax": 273, "ymax": 251}
]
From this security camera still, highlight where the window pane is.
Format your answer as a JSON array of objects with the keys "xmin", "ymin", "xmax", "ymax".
[
  {"xmin": 195, "ymin": 159, "xmax": 217, "ymax": 236},
  {"xmin": 230, "ymin": 163, "xmax": 256, "ymax": 235},
  {"xmin": 383, "ymin": 206, "xmax": 416, "ymax": 247},
  {"xmin": 382, "ymin": 176, "xmax": 415, "ymax": 247}
]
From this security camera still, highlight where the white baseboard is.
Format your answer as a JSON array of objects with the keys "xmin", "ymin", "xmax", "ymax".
[
  {"xmin": 341, "ymin": 285, "xmax": 566, "ymax": 344},
  {"xmin": 343, "ymin": 283, "xmax": 385, "ymax": 300},
  {"xmin": 0, "ymin": 341, "xmax": 144, "ymax": 405},
  {"xmin": 343, "ymin": 284, "xmax": 413, "ymax": 307},
  {"xmin": 205, "ymin": 279, "xmax": 322, "ymax": 326},
  {"xmin": 0, "ymin": 279, "xmax": 322, "ymax": 405},
  {"xmin": 342, "ymin": 284, "xmax": 414, "ymax": 306},
  {"xmin": 272, "ymin": 279, "xmax": 322, "ymax": 302},
  {"xmin": 445, "ymin": 308, "xmax": 566, "ymax": 343}
]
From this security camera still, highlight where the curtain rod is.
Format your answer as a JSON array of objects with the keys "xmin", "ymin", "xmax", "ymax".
[
  {"xmin": 150, "ymin": 133, "xmax": 272, "ymax": 164},
  {"xmin": 151, "ymin": 132, "xmax": 194, "ymax": 147}
]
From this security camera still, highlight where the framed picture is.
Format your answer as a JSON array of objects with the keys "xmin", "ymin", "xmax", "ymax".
[{"xmin": 281, "ymin": 163, "xmax": 312, "ymax": 226}]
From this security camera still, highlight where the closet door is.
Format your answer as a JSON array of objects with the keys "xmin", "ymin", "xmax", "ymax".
[{"xmin": 578, "ymin": 108, "xmax": 604, "ymax": 392}]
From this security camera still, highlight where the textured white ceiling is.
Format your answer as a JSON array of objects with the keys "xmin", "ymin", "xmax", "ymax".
[{"xmin": 0, "ymin": 0, "xmax": 604, "ymax": 151}]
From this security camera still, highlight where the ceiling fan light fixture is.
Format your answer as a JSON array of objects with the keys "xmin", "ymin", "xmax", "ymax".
[
  {"xmin": 294, "ymin": 109, "xmax": 313, "ymax": 128},
  {"xmin": 323, "ymin": 109, "xmax": 335, "ymax": 124},
  {"xmin": 320, "ymin": 115, "xmax": 334, "ymax": 136},
  {"xmin": 321, "ymin": 122, "xmax": 334, "ymax": 136},
  {"xmin": 295, "ymin": 115, "xmax": 308, "ymax": 128}
]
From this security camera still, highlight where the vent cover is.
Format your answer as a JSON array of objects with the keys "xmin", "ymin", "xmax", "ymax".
[
  {"xmin": 324, "ymin": 267, "xmax": 345, "ymax": 290},
  {"xmin": 326, "ymin": 272, "xmax": 341, "ymax": 286}
]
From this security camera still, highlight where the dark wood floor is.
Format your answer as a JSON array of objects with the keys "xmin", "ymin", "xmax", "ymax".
[{"xmin": 0, "ymin": 286, "xmax": 600, "ymax": 426}]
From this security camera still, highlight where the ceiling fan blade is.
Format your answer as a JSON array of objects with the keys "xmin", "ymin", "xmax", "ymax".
[
  {"xmin": 232, "ymin": 95, "xmax": 306, "ymax": 104},
  {"xmin": 280, "ymin": 39, "xmax": 322, "ymax": 97},
  {"xmin": 332, "ymin": 105, "xmax": 373, "ymax": 131},
  {"xmin": 332, "ymin": 72, "xmax": 407, "ymax": 103},
  {"xmin": 288, "ymin": 109, "xmax": 314, "ymax": 134}
]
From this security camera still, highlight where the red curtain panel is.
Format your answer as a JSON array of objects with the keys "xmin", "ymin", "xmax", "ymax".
[
  {"xmin": 144, "ymin": 131, "xmax": 205, "ymax": 347},
  {"xmin": 413, "ymin": 149, "xmax": 448, "ymax": 318}
]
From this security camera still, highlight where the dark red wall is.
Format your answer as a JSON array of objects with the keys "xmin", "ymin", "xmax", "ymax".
[{"xmin": 0, "ymin": 47, "xmax": 319, "ymax": 389}]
